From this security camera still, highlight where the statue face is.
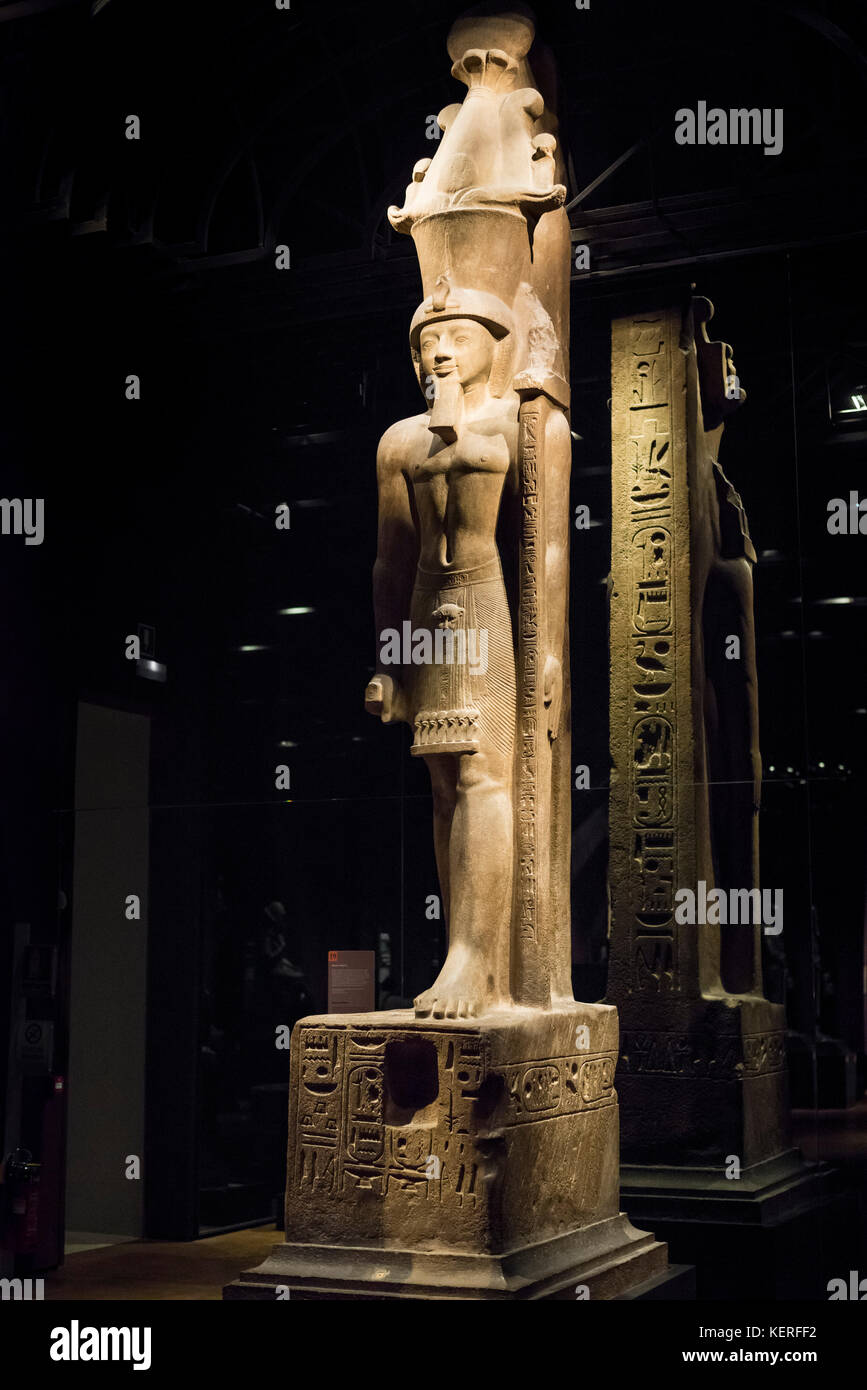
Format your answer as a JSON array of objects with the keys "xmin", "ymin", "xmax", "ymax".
[{"xmin": 418, "ymin": 317, "xmax": 496, "ymax": 390}]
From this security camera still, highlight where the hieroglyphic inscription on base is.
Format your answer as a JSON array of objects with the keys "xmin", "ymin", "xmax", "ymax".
[
  {"xmin": 742, "ymin": 1032, "xmax": 787, "ymax": 1075},
  {"xmin": 620, "ymin": 1030, "xmax": 786, "ymax": 1080},
  {"xmin": 503, "ymin": 1054, "xmax": 616, "ymax": 1120},
  {"xmin": 625, "ymin": 317, "xmax": 678, "ymax": 991},
  {"xmin": 294, "ymin": 1027, "xmax": 616, "ymax": 1208}
]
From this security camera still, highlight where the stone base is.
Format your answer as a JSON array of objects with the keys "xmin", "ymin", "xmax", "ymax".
[
  {"xmin": 620, "ymin": 1150, "xmax": 859, "ymax": 1299},
  {"xmin": 614, "ymin": 996, "xmax": 791, "ymax": 1166},
  {"xmin": 614, "ymin": 1263, "xmax": 696, "ymax": 1301},
  {"xmin": 224, "ymin": 1003, "xmax": 670, "ymax": 1300},
  {"xmin": 224, "ymin": 1213, "xmax": 668, "ymax": 1300}
]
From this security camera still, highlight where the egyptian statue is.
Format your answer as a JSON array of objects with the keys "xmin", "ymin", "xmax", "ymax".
[
  {"xmin": 227, "ymin": 4, "xmax": 672, "ymax": 1301},
  {"xmin": 364, "ymin": 3, "xmax": 574, "ymax": 1018}
]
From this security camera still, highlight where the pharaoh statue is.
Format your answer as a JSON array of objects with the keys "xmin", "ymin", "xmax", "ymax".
[
  {"xmin": 227, "ymin": 2, "xmax": 671, "ymax": 1301},
  {"xmin": 365, "ymin": 288, "xmax": 525, "ymax": 1018},
  {"xmin": 364, "ymin": 2, "xmax": 575, "ymax": 1016},
  {"xmin": 604, "ymin": 293, "xmax": 846, "ymax": 1298},
  {"xmin": 692, "ymin": 296, "xmax": 762, "ymax": 995},
  {"xmin": 607, "ymin": 291, "xmax": 788, "ymax": 1164}
]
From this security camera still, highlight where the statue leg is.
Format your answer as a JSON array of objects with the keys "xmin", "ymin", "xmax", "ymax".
[
  {"xmin": 705, "ymin": 556, "xmax": 762, "ymax": 994},
  {"xmin": 414, "ymin": 744, "xmax": 513, "ymax": 1019},
  {"xmin": 426, "ymin": 753, "xmax": 458, "ymax": 926}
]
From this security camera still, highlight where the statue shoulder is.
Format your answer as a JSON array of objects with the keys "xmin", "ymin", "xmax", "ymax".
[
  {"xmin": 377, "ymin": 413, "xmax": 429, "ymax": 471},
  {"xmin": 467, "ymin": 393, "xmax": 520, "ymax": 444}
]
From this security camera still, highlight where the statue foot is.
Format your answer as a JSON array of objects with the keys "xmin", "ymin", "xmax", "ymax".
[
  {"xmin": 413, "ymin": 992, "xmax": 477, "ymax": 1020},
  {"xmin": 413, "ymin": 949, "xmax": 498, "ymax": 1020}
]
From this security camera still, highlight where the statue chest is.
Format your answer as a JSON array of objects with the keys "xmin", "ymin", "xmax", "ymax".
[{"xmin": 411, "ymin": 431, "xmax": 510, "ymax": 509}]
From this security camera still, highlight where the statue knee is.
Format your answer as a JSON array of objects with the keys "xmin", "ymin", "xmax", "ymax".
[{"xmin": 456, "ymin": 751, "xmax": 507, "ymax": 797}]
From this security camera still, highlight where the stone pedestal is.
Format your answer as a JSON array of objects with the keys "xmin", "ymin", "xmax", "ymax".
[
  {"xmin": 617, "ymin": 996, "xmax": 789, "ymax": 1167},
  {"xmin": 619, "ymin": 1151, "xmax": 858, "ymax": 1300},
  {"xmin": 225, "ymin": 1005, "xmax": 668, "ymax": 1300}
]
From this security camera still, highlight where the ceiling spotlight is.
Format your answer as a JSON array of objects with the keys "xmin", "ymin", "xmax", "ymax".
[
  {"xmin": 137, "ymin": 657, "xmax": 167, "ymax": 683},
  {"xmin": 135, "ymin": 623, "xmax": 167, "ymax": 682},
  {"xmin": 236, "ymin": 644, "xmax": 270, "ymax": 652},
  {"xmin": 831, "ymin": 379, "xmax": 867, "ymax": 431},
  {"xmin": 278, "ymin": 607, "xmax": 315, "ymax": 616}
]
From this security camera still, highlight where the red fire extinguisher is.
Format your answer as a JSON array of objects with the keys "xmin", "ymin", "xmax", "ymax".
[{"xmin": 0, "ymin": 1149, "xmax": 41, "ymax": 1254}]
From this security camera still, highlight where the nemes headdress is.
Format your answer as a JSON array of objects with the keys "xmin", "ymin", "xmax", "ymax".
[{"xmin": 409, "ymin": 275, "xmax": 515, "ymax": 350}]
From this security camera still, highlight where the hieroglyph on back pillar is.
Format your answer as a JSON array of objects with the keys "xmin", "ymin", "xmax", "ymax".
[{"xmin": 612, "ymin": 312, "xmax": 681, "ymax": 995}]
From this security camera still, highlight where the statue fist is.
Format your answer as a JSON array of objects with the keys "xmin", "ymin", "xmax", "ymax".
[
  {"xmin": 364, "ymin": 672, "xmax": 406, "ymax": 724},
  {"xmin": 543, "ymin": 654, "xmax": 563, "ymax": 740}
]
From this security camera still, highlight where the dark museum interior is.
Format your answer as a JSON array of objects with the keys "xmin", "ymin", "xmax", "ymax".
[{"xmin": 1, "ymin": 0, "xmax": 866, "ymax": 1319}]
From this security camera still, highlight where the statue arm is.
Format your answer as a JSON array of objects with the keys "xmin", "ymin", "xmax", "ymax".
[{"xmin": 365, "ymin": 425, "xmax": 418, "ymax": 722}]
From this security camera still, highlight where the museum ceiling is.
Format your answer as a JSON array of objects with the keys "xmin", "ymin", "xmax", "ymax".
[
  {"xmin": 1, "ymin": 0, "xmax": 865, "ymax": 791},
  {"xmin": 2, "ymin": 0, "xmax": 865, "ymax": 289}
]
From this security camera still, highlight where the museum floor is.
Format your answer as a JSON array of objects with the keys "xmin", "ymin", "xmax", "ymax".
[{"xmin": 46, "ymin": 1226, "xmax": 274, "ymax": 1301}]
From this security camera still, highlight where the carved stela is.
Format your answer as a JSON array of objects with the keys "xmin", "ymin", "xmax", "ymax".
[{"xmin": 225, "ymin": 4, "xmax": 667, "ymax": 1299}]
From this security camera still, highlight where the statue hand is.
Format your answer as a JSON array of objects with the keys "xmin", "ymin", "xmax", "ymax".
[
  {"xmin": 364, "ymin": 672, "xmax": 407, "ymax": 725},
  {"xmin": 543, "ymin": 654, "xmax": 563, "ymax": 740}
]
